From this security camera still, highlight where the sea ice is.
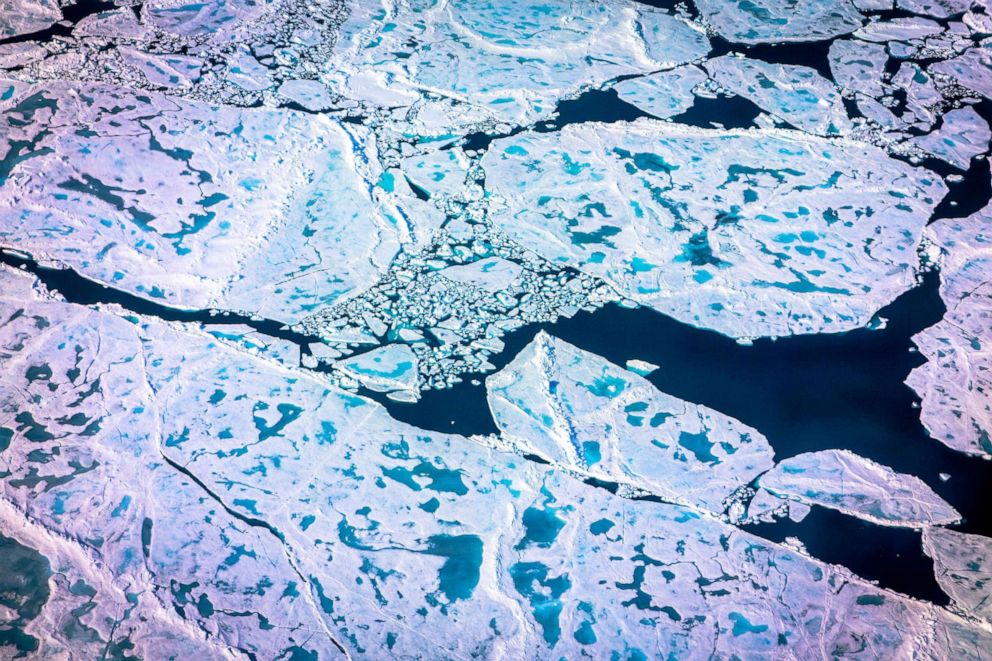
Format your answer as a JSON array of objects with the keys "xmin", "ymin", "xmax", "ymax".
[
  {"xmin": 923, "ymin": 527, "xmax": 992, "ymax": 622},
  {"xmin": 487, "ymin": 331, "xmax": 775, "ymax": 512},
  {"xmin": 482, "ymin": 119, "xmax": 946, "ymax": 338},
  {"xmin": 327, "ymin": 0, "xmax": 709, "ymax": 131},
  {"xmin": 2, "ymin": 265, "xmax": 991, "ymax": 658},
  {"xmin": 694, "ymin": 0, "xmax": 865, "ymax": 44},
  {"xmin": 0, "ymin": 78, "xmax": 417, "ymax": 324},
  {"xmin": 705, "ymin": 55, "xmax": 852, "ymax": 136},
  {"xmin": 907, "ymin": 201, "xmax": 992, "ymax": 458},
  {"xmin": 612, "ymin": 66, "xmax": 707, "ymax": 120},
  {"xmin": 758, "ymin": 449, "xmax": 961, "ymax": 527},
  {"xmin": 912, "ymin": 106, "xmax": 992, "ymax": 170}
]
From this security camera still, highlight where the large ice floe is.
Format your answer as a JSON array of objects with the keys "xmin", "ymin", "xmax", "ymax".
[
  {"xmin": 2, "ymin": 265, "xmax": 992, "ymax": 658},
  {"xmin": 0, "ymin": 77, "xmax": 423, "ymax": 324},
  {"xmin": 2, "ymin": 0, "xmax": 992, "ymax": 657},
  {"xmin": 482, "ymin": 120, "xmax": 945, "ymax": 338}
]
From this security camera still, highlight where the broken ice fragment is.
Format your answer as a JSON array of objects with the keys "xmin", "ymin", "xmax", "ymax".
[
  {"xmin": 705, "ymin": 55, "xmax": 852, "ymax": 136},
  {"xmin": 338, "ymin": 344, "xmax": 420, "ymax": 395},
  {"xmin": 923, "ymin": 527, "xmax": 992, "ymax": 623},
  {"xmin": 694, "ymin": 0, "xmax": 865, "ymax": 44},
  {"xmin": 439, "ymin": 257, "xmax": 523, "ymax": 293},
  {"xmin": 483, "ymin": 119, "xmax": 946, "ymax": 338},
  {"xmin": 612, "ymin": 66, "xmax": 707, "ymax": 120},
  {"xmin": 911, "ymin": 107, "xmax": 992, "ymax": 171},
  {"xmin": 758, "ymin": 449, "xmax": 960, "ymax": 527},
  {"xmin": 487, "ymin": 331, "xmax": 775, "ymax": 512}
]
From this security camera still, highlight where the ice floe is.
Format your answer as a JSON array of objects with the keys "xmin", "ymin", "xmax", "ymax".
[
  {"xmin": 0, "ymin": 78, "xmax": 419, "ymax": 324},
  {"xmin": 757, "ymin": 449, "xmax": 961, "ymax": 527},
  {"xmin": 483, "ymin": 119, "xmax": 946, "ymax": 338},
  {"xmin": 924, "ymin": 526, "xmax": 992, "ymax": 622},
  {"xmin": 908, "ymin": 201, "xmax": 992, "ymax": 458},
  {"xmin": 705, "ymin": 55, "xmax": 852, "ymax": 136},
  {"xmin": 487, "ymin": 331, "xmax": 775, "ymax": 512},
  {"xmin": 2, "ymin": 265, "xmax": 991, "ymax": 658},
  {"xmin": 695, "ymin": 0, "xmax": 865, "ymax": 44}
]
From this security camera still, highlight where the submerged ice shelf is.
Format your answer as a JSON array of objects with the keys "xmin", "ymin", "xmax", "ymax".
[{"xmin": 2, "ymin": 0, "xmax": 992, "ymax": 658}]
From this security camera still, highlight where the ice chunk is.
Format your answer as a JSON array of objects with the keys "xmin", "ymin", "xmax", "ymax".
[
  {"xmin": 625, "ymin": 359, "xmax": 658, "ymax": 376},
  {"xmin": 277, "ymin": 79, "xmax": 335, "ymax": 112},
  {"xmin": 487, "ymin": 332, "xmax": 775, "ymax": 512},
  {"xmin": 440, "ymin": 257, "xmax": 524, "ymax": 293},
  {"xmin": 854, "ymin": 17, "xmax": 944, "ymax": 42},
  {"xmin": 896, "ymin": 0, "xmax": 973, "ymax": 19},
  {"xmin": 612, "ymin": 66, "xmax": 707, "ymax": 120},
  {"xmin": 758, "ymin": 449, "xmax": 961, "ymax": 527},
  {"xmin": 907, "ymin": 203, "xmax": 992, "ymax": 458},
  {"xmin": 705, "ymin": 55, "xmax": 852, "ymax": 136},
  {"xmin": 482, "ymin": 119, "xmax": 946, "ymax": 338},
  {"xmin": 923, "ymin": 527, "xmax": 992, "ymax": 622},
  {"xmin": 0, "ymin": 0, "xmax": 59, "ymax": 39},
  {"xmin": 339, "ymin": 343, "xmax": 420, "ymax": 394},
  {"xmin": 930, "ymin": 45, "xmax": 992, "ymax": 101},
  {"xmin": 694, "ymin": 0, "xmax": 864, "ymax": 44},
  {"xmin": 912, "ymin": 106, "xmax": 992, "ymax": 170},
  {"xmin": 829, "ymin": 39, "xmax": 890, "ymax": 98}
]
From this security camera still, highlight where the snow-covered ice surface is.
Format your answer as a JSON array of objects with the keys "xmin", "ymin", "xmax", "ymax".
[
  {"xmin": 482, "ymin": 120, "xmax": 944, "ymax": 338},
  {"xmin": 2, "ymin": 0, "xmax": 992, "ymax": 657},
  {"xmin": 757, "ymin": 449, "xmax": 961, "ymax": 528},
  {"xmin": 2, "ymin": 266, "xmax": 992, "ymax": 658},
  {"xmin": 908, "ymin": 201, "xmax": 992, "ymax": 458},
  {"xmin": 487, "ymin": 332, "xmax": 775, "ymax": 512}
]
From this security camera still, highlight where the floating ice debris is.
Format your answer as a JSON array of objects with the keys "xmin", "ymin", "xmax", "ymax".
[
  {"xmin": 483, "ymin": 119, "xmax": 946, "ymax": 338},
  {"xmin": 0, "ymin": 78, "xmax": 418, "ymax": 324},
  {"xmin": 923, "ymin": 527, "xmax": 992, "ymax": 623},
  {"xmin": 625, "ymin": 358, "xmax": 659, "ymax": 376},
  {"xmin": 705, "ymin": 56, "xmax": 852, "ymax": 136},
  {"xmin": 758, "ymin": 449, "xmax": 961, "ymax": 528},
  {"xmin": 694, "ymin": 0, "xmax": 865, "ymax": 44},
  {"xmin": 930, "ymin": 45, "xmax": 992, "ymax": 101},
  {"xmin": 907, "ymin": 202, "xmax": 992, "ymax": 458},
  {"xmin": 912, "ymin": 106, "xmax": 992, "ymax": 170},
  {"xmin": 612, "ymin": 66, "xmax": 707, "ymax": 120},
  {"xmin": 338, "ymin": 343, "xmax": 420, "ymax": 395},
  {"xmin": 487, "ymin": 332, "xmax": 775, "ymax": 512}
]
